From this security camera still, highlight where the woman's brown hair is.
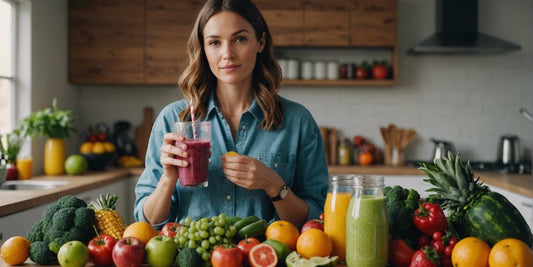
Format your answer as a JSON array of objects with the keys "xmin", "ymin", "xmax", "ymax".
[{"xmin": 178, "ymin": 0, "xmax": 283, "ymax": 130}]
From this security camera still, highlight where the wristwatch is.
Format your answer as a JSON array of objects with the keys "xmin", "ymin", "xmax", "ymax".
[{"xmin": 270, "ymin": 184, "xmax": 288, "ymax": 202}]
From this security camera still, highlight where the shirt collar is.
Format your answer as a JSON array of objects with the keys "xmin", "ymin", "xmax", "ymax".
[{"xmin": 206, "ymin": 90, "xmax": 265, "ymax": 122}]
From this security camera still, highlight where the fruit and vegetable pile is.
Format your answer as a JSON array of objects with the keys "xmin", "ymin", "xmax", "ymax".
[{"xmin": 1, "ymin": 153, "xmax": 532, "ymax": 267}]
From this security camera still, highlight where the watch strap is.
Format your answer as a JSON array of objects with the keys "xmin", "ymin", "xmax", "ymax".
[{"xmin": 270, "ymin": 184, "xmax": 288, "ymax": 201}]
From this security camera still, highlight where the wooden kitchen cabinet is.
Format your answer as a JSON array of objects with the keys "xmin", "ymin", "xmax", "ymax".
[
  {"xmin": 68, "ymin": 0, "xmax": 145, "ymax": 84},
  {"xmin": 304, "ymin": 0, "xmax": 350, "ymax": 46},
  {"xmin": 254, "ymin": 0, "xmax": 305, "ymax": 46},
  {"xmin": 350, "ymin": 0, "xmax": 398, "ymax": 47},
  {"xmin": 145, "ymin": 0, "xmax": 203, "ymax": 84}
]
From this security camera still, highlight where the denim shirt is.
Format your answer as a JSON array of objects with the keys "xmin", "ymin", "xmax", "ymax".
[{"xmin": 134, "ymin": 93, "xmax": 328, "ymax": 229}]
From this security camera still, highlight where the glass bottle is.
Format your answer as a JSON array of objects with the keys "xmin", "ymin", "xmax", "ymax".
[
  {"xmin": 346, "ymin": 175, "xmax": 388, "ymax": 267},
  {"xmin": 324, "ymin": 174, "xmax": 355, "ymax": 263},
  {"xmin": 338, "ymin": 138, "xmax": 352, "ymax": 165}
]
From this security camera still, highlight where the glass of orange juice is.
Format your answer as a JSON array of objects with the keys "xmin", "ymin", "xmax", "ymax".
[
  {"xmin": 324, "ymin": 174, "xmax": 355, "ymax": 263},
  {"xmin": 16, "ymin": 157, "xmax": 33, "ymax": 180}
]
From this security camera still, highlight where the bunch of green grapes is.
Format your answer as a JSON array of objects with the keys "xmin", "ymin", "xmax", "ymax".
[{"xmin": 175, "ymin": 213, "xmax": 238, "ymax": 262}]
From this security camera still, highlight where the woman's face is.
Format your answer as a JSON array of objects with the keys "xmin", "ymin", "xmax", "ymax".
[{"xmin": 202, "ymin": 11, "xmax": 265, "ymax": 87}]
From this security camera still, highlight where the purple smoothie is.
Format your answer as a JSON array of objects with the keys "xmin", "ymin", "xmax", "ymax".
[{"xmin": 178, "ymin": 139, "xmax": 210, "ymax": 187}]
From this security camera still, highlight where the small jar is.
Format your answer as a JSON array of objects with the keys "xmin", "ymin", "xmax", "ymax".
[
  {"xmin": 301, "ymin": 61, "xmax": 313, "ymax": 80},
  {"xmin": 339, "ymin": 64, "xmax": 348, "ymax": 79},
  {"xmin": 346, "ymin": 175, "xmax": 388, "ymax": 267},
  {"xmin": 314, "ymin": 61, "xmax": 326, "ymax": 80},
  {"xmin": 327, "ymin": 61, "xmax": 339, "ymax": 80},
  {"xmin": 287, "ymin": 59, "xmax": 299, "ymax": 79},
  {"xmin": 278, "ymin": 58, "xmax": 288, "ymax": 79},
  {"xmin": 346, "ymin": 64, "xmax": 354, "ymax": 79}
]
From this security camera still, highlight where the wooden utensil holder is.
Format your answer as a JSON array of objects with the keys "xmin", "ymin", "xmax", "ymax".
[{"xmin": 385, "ymin": 144, "xmax": 404, "ymax": 166}]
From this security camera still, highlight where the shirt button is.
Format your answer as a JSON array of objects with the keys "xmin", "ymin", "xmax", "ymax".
[
  {"xmin": 274, "ymin": 163, "xmax": 278, "ymax": 168},
  {"xmin": 241, "ymin": 125, "xmax": 247, "ymax": 130},
  {"xmin": 226, "ymin": 194, "xmax": 232, "ymax": 200}
]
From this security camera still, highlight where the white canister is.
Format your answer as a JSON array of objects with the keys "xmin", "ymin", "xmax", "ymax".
[
  {"xmin": 287, "ymin": 59, "xmax": 299, "ymax": 79},
  {"xmin": 327, "ymin": 61, "xmax": 339, "ymax": 80},
  {"xmin": 301, "ymin": 61, "xmax": 314, "ymax": 80},
  {"xmin": 314, "ymin": 61, "xmax": 326, "ymax": 80},
  {"xmin": 278, "ymin": 58, "xmax": 288, "ymax": 79}
]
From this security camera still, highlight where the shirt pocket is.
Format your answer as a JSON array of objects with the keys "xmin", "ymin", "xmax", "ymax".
[{"xmin": 255, "ymin": 153, "xmax": 296, "ymax": 185}]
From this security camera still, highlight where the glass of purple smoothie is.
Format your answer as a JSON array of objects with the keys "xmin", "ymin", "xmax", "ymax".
[{"xmin": 174, "ymin": 121, "xmax": 211, "ymax": 187}]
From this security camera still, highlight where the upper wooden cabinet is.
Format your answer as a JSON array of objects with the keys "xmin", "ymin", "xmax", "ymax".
[
  {"xmin": 145, "ymin": 0, "xmax": 203, "ymax": 84},
  {"xmin": 68, "ymin": 0, "xmax": 144, "ymax": 84},
  {"xmin": 68, "ymin": 0, "xmax": 397, "ymax": 85},
  {"xmin": 350, "ymin": 0, "xmax": 398, "ymax": 46},
  {"xmin": 254, "ymin": 0, "xmax": 305, "ymax": 46}
]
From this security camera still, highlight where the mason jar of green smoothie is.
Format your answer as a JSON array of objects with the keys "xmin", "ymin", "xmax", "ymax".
[{"xmin": 345, "ymin": 175, "xmax": 389, "ymax": 267}]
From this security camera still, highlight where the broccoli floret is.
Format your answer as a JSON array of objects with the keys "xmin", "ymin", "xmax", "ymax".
[
  {"xmin": 176, "ymin": 247, "xmax": 204, "ymax": 267},
  {"xmin": 68, "ymin": 226, "xmax": 93, "ymax": 243},
  {"xmin": 57, "ymin": 195, "xmax": 87, "ymax": 208},
  {"xmin": 45, "ymin": 228, "xmax": 68, "ymax": 243},
  {"xmin": 385, "ymin": 185, "xmax": 422, "ymax": 247},
  {"xmin": 48, "ymin": 237, "xmax": 70, "ymax": 254},
  {"xmin": 42, "ymin": 201, "xmax": 61, "ymax": 220},
  {"xmin": 52, "ymin": 207, "xmax": 76, "ymax": 231},
  {"xmin": 27, "ymin": 220, "xmax": 45, "ymax": 243},
  {"xmin": 73, "ymin": 207, "xmax": 95, "ymax": 230},
  {"xmin": 29, "ymin": 241, "xmax": 55, "ymax": 265}
]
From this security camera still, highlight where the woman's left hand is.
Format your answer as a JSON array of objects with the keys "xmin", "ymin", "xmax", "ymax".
[{"xmin": 221, "ymin": 154, "xmax": 282, "ymax": 197}]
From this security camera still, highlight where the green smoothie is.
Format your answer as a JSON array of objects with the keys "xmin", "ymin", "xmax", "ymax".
[{"xmin": 345, "ymin": 195, "xmax": 389, "ymax": 267}]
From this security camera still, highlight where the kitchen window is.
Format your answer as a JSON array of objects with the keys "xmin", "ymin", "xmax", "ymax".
[{"xmin": 0, "ymin": 0, "xmax": 16, "ymax": 134}]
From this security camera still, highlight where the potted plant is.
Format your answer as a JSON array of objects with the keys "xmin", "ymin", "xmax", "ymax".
[
  {"xmin": 0, "ymin": 129, "xmax": 25, "ymax": 180},
  {"xmin": 22, "ymin": 99, "xmax": 76, "ymax": 175}
]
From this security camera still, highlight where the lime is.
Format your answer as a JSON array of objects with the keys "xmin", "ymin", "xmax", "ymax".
[
  {"xmin": 263, "ymin": 239, "xmax": 290, "ymax": 263},
  {"xmin": 285, "ymin": 251, "xmax": 338, "ymax": 267},
  {"xmin": 64, "ymin": 155, "xmax": 88, "ymax": 175}
]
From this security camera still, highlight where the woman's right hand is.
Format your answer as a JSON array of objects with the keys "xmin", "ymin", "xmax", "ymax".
[{"xmin": 160, "ymin": 132, "xmax": 189, "ymax": 181}]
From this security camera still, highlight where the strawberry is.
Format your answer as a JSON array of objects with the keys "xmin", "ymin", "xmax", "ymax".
[{"xmin": 409, "ymin": 246, "xmax": 439, "ymax": 267}]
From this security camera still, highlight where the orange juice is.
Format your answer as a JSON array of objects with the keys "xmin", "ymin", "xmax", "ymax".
[
  {"xmin": 324, "ymin": 192, "xmax": 352, "ymax": 262},
  {"xmin": 16, "ymin": 157, "xmax": 33, "ymax": 180}
]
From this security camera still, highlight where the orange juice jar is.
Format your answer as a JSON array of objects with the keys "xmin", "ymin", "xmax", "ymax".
[{"xmin": 324, "ymin": 174, "xmax": 355, "ymax": 263}]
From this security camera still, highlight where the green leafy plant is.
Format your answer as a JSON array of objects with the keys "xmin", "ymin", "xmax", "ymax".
[
  {"xmin": 22, "ymin": 99, "xmax": 76, "ymax": 139},
  {"xmin": 0, "ymin": 129, "xmax": 26, "ymax": 161}
]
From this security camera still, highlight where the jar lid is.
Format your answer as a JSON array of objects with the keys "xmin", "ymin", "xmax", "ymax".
[
  {"xmin": 354, "ymin": 175, "xmax": 384, "ymax": 188},
  {"xmin": 329, "ymin": 174, "xmax": 356, "ymax": 185}
]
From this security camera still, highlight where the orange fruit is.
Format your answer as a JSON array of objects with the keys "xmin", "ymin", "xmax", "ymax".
[
  {"xmin": 0, "ymin": 236, "xmax": 30, "ymax": 265},
  {"xmin": 79, "ymin": 142, "xmax": 93, "ymax": 154},
  {"xmin": 249, "ymin": 243, "xmax": 278, "ymax": 267},
  {"xmin": 451, "ymin": 237, "xmax": 490, "ymax": 267},
  {"xmin": 103, "ymin": 142, "xmax": 115, "ymax": 153},
  {"xmin": 92, "ymin": 142, "xmax": 106, "ymax": 154},
  {"xmin": 265, "ymin": 220, "xmax": 300, "ymax": 251},
  {"xmin": 122, "ymin": 222, "xmax": 158, "ymax": 245},
  {"xmin": 358, "ymin": 152, "xmax": 373, "ymax": 166},
  {"xmin": 296, "ymin": 228, "xmax": 333, "ymax": 259},
  {"xmin": 489, "ymin": 238, "xmax": 533, "ymax": 267},
  {"xmin": 224, "ymin": 151, "xmax": 239, "ymax": 156}
]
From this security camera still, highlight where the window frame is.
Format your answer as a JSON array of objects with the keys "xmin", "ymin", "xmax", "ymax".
[{"xmin": 0, "ymin": 0, "xmax": 17, "ymax": 132}]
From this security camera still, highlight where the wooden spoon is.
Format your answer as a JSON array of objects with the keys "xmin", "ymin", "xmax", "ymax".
[{"xmin": 401, "ymin": 128, "xmax": 417, "ymax": 148}]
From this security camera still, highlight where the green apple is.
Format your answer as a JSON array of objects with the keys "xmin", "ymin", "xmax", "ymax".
[
  {"xmin": 65, "ymin": 154, "xmax": 88, "ymax": 175},
  {"xmin": 57, "ymin": 241, "xmax": 89, "ymax": 267},
  {"xmin": 145, "ymin": 235, "xmax": 178, "ymax": 267}
]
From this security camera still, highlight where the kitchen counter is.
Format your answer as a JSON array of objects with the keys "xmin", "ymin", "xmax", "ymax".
[
  {"xmin": 0, "ymin": 168, "xmax": 143, "ymax": 217},
  {"xmin": 329, "ymin": 164, "xmax": 533, "ymax": 198},
  {"xmin": 1, "ymin": 165, "xmax": 531, "ymax": 218}
]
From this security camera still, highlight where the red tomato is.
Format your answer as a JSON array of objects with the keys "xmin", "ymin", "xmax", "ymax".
[
  {"xmin": 432, "ymin": 240, "xmax": 445, "ymax": 255},
  {"xmin": 88, "ymin": 234, "xmax": 117, "ymax": 266},
  {"xmin": 372, "ymin": 64, "xmax": 389, "ymax": 80},
  {"xmin": 447, "ymin": 237, "xmax": 459, "ymax": 247},
  {"xmin": 160, "ymin": 222, "xmax": 181, "ymax": 238},
  {"xmin": 211, "ymin": 245, "xmax": 243, "ymax": 267},
  {"xmin": 388, "ymin": 239, "xmax": 415, "ymax": 267},
  {"xmin": 88, "ymin": 134, "xmax": 98, "ymax": 143},
  {"xmin": 356, "ymin": 67, "xmax": 368, "ymax": 79},
  {"xmin": 237, "ymin": 237, "xmax": 261, "ymax": 266},
  {"xmin": 97, "ymin": 133, "xmax": 107, "ymax": 142},
  {"xmin": 432, "ymin": 231, "xmax": 442, "ymax": 241}
]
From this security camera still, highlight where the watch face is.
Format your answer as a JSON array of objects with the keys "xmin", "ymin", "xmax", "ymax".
[{"xmin": 280, "ymin": 186, "xmax": 288, "ymax": 198}]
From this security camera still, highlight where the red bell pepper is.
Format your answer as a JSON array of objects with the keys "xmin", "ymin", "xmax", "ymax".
[{"xmin": 413, "ymin": 203, "xmax": 447, "ymax": 236}]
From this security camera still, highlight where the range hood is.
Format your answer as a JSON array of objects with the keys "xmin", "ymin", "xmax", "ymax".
[{"xmin": 408, "ymin": 0, "xmax": 521, "ymax": 55}]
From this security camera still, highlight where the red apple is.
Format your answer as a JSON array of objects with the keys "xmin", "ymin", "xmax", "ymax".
[
  {"xmin": 88, "ymin": 234, "xmax": 116, "ymax": 266},
  {"xmin": 301, "ymin": 219, "xmax": 324, "ymax": 233},
  {"xmin": 112, "ymin": 237, "xmax": 145, "ymax": 267}
]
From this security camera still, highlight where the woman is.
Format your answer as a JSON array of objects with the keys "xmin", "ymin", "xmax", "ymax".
[{"xmin": 134, "ymin": 0, "xmax": 328, "ymax": 229}]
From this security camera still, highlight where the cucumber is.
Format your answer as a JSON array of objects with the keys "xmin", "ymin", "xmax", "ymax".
[
  {"xmin": 227, "ymin": 216, "xmax": 242, "ymax": 225},
  {"xmin": 238, "ymin": 219, "xmax": 268, "ymax": 239},
  {"xmin": 233, "ymin": 215, "xmax": 259, "ymax": 231}
]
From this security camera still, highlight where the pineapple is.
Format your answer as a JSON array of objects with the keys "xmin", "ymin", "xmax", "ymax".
[
  {"xmin": 89, "ymin": 193, "xmax": 126, "ymax": 240},
  {"xmin": 419, "ymin": 152, "xmax": 532, "ymax": 246}
]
